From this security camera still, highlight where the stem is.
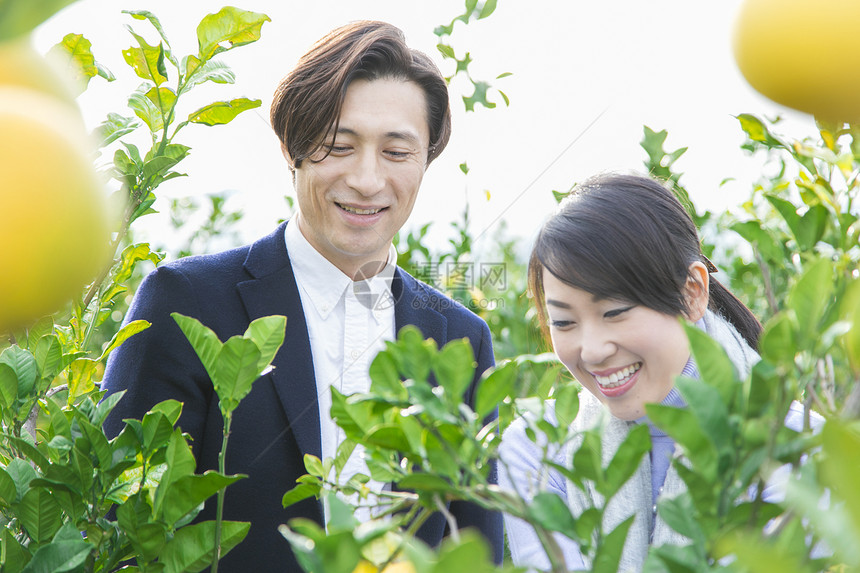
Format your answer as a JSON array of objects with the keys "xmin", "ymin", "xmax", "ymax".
[
  {"xmin": 753, "ymin": 249, "xmax": 779, "ymax": 316},
  {"xmin": 211, "ymin": 413, "xmax": 231, "ymax": 573},
  {"xmin": 433, "ymin": 494, "xmax": 460, "ymax": 543}
]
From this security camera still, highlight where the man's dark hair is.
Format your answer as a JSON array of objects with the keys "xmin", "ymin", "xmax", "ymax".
[{"xmin": 270, "ymin": 20, "xmax": 451, "ymax": 169}]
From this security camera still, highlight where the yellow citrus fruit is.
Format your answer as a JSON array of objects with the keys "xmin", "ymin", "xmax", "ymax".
[
  {"xmin": 0, "ymin": 87, "xmax": 111, "ymax": 331},
  {"xmin": 0, "ymin": 38, "xmax": 78, "ymax": 103},
  {"xmin": 352, "ymin": 560, "xmax": 416, "ymax": 573},
  {"xmin": 733, "ymin": 0, "xmax": 860, "ymax": 122}
]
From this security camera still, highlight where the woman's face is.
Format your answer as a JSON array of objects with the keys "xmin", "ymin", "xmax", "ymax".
[{"xmin": 542, "ymin": 269, "xmax": 696, "ymax": 421}]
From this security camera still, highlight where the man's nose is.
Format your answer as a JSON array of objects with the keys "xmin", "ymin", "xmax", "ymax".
[{"xmin": 346, "ymin": 151, "xmax": 385, "ymax": 196}]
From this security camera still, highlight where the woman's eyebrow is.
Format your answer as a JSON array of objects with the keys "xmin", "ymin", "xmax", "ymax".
[{"xmin": 545, "ymin": 299, "xmax": 571, "ymax": 309}]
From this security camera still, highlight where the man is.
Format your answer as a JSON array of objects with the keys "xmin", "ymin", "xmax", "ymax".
[{"xmin": 102, "ymin": 20, "xmax": 502, "ymax": 571}]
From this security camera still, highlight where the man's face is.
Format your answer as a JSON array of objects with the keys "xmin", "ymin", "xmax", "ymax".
[{"xmin": 293, "ymin": 78, "xmax": 430, "ymax": 278}]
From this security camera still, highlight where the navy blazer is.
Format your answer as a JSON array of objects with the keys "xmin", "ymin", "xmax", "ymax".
[{"xmin": 102, "ymin": 222, "xmax": 502, "ymax": 571}]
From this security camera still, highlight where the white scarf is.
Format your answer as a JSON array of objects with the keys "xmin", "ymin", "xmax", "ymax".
[{"xmin": 565, "ymin": 310, "xmax": 759, "ymax": 572}]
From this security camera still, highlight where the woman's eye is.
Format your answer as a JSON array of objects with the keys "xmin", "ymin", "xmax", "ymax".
[
  {"xmin": 550, "ymin": 320, "xmax": 575, "ymax": 329},
  {"xmin": 604, "ymin": 306, "xmax": 633, "ymax": 319}
]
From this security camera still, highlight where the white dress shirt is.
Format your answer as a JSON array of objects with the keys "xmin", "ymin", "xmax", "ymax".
[{"xmin": 285, "ymin": 215, "xmax": 396, "ymax": 522}]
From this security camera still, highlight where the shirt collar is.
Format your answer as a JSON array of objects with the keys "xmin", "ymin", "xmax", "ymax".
[{"xmin": 285, "ymin": 214, "xmax": 397, "ymax": 319}]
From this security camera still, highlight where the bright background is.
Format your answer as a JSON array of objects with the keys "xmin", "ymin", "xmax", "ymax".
[{"xmin": 34, "ymin": 0, "xmax": 812, "ymax": 257}]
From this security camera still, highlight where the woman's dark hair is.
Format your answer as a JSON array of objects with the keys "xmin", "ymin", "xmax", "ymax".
[
  {"xmin": 528, "ymin": 173, "xmax": 762, "ymax": 349},
  {"xmin": 270, "ymin": 20, "xmax": 451, "ymax": 169}
]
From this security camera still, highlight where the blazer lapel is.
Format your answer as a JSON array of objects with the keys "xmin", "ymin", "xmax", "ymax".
[{"xmin": 238, "ymin": 223, "xmax": 322, "ymax": 460}]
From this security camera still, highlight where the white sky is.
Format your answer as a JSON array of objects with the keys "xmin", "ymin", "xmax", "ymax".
[{"xmin": 35, "ymin": 0, "xmax": 814, "ymax": 259}]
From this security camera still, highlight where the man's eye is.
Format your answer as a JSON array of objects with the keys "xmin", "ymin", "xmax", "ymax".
[
  {"xmin": 327, "ymin": 145, "xmax": 351, "ymax": 154},
  {"xmin": 385, "ymin": 150, "xmax": 411, "ymax": 159}
]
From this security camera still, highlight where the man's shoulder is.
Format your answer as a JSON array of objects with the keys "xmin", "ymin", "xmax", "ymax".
[{"xmin": 396, "ymin": 267, "xmax": 485, "ymax": 325}]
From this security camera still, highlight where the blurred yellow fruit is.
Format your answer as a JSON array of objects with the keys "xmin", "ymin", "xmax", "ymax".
[
  {"xmin": 0, "ymin": 37, "xmax": 78, "ymax": 102},
  {"xmin": 733, "ymin": 0, "xmax": 860, "ymax": 122},
  {"xmin": 352, "ymin": 560, "xmax": 416, "ymax": 573},
  {"xmin": 0, "ymin": 87, "xmax": 110, "ymax": 331}
]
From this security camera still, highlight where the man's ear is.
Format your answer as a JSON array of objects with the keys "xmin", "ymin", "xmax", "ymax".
[{"xmin": 683, "ymin": 261, "xmax": 710, "ymax": 322}]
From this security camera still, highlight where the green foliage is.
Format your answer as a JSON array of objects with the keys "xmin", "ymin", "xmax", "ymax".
[{"xmin": 1, "ymin": 6, "xmax": 271, "ymax": 572}]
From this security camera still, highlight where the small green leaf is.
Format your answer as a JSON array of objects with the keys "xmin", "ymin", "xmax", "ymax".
[
  {"xmin": 96, "ymin": 112, "xmax": 139, "ymax": 147},
  {"xmin": 6, "ymin": 458, "xmax": 38, "ymax": 502},
  {"xmin": 0, "ymin": 0, "xmax": 78, "ymax": 41},
  {"xmin": 123, "ymin": 28, "xmax": 168, "ymax": 85},
  {"xmin": 17, "ymin": 488, "xmax": 63, "ymax": 542},
  {"xmin": 34, "ymin": 335, "xmax": 63, "ymax": 383},
  {"xmin": 528, "ymin": 492, "xmax": 578, "ymax": 538},
  {"xmin": 0, "ymin": 363, "xmax": 18, "ymax": 408},
  {"xmin": 99, "ymin": 320, "xmax": 150, "ymax": 361},
  {"xmin": 304, "ymin": 454, "xmax": 325, "ymax": 477},
  {"xmin": 47, "ymin": 33, "xmax": 99, "ymax": 95},
  {"xmin": 474, "ymin": 361, "xmax": 517, "ymax": 418},
  {"xmin": 759, "ymin": 312, "xmax": 798, "ymax": 366},
  {"xmin": 437, "ymin": 43, "xmax": 456, "ymax": 58},
  {"xmin": 123, "ymin": 10, "xmax": 178, "ymax": 67},
  {"xmin": 196, "ymin": 7, "xmax": 270, "ymax": 61},
  {"xmin": 172, "ymin": 313, "xmax": 222, "ymax": 378},
  {"xmin": 128, "ymin": 85, "xmax": 164, "ymax": 133},
  {"xmin": 162, "ymin": 520, "xmax": 250, "ymax": 573},
  {"xmin": 591, "ymin": 515, "xmax": 635, "ymax": 573},
  {"xmin": 601, "ymin": 423, "xmax": 650, "ymax": 499},
  {"xmin": 683, "ymin": 322, "xmax": 739, "ymax": 402},
  {"xmin": 648, "ymin": 404, "xmax": 717, "ymax": 482},
  {"xmin": 282, "ymin": 482, "xmax": 320, "ymax": 508},
  {"xmin": 463, "ymin": 80, "xmax": 495, "ymax": 112},
  {"xmin": 160, "ymin": 472, "xmax": 244, "ymax": 527},
  {"xmin": 182, "ymin": 58, "xmax": 235, "ymax": 91},
  {"xmin": 364, "ymin": 424, "xmax": 413, "ymax": 453},
  {"xmin": 369, "ymin": 351, "xmax": 407, "ymax": 399},
  {"xmin": 787, "ymin": 258, "xmax": 833, "ymax": 347},
  {"xmin": 153, "ymin": 429, "xmax": 196, "ymax": 516},
  {"xmin": 433, "ymin": 338, "xmax": 475, "ymax": 403},
  {"xmin": 657, "ymin": 493, "xmax": 706, "ymax": 547},
  {"xmin": 187, "ymin": 97, "xmax": 262, "ymax": 126},
  {"xmin": 553, "ymin": 382, "xmax": 580, "ymax": 429},
  {"xmin": 214, "ymin": 336, "xmax": 262, "ymax": 414},
  {"xmin": 19, "ymin": 537, "xmax": 93, "ymax": 573},
  {"xmin": 2, "ymin": 527, "xmax": 30, "ymax": 572},
  {"xmin": 1, "ymin": 345, "xmax": 36, "ymax": 398},
  {"xmin": 245, "ymin": 314, "xmax": 287, "ymax": 373},
  {"xmin": 478, "ymin": 0, "xmax": 498, "ymax": 19},
  {"xmin": 0, "ymin": 466, "xmax": 17, "ymax": 506},
  {"xmin": 66, "ymin": 358, "xmax": 97, "ymax": 400}
]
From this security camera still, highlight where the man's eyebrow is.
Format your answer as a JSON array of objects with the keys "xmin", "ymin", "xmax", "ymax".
[{"xmin": 334, "ymin": 127, "xmax": 422, "ymax": 145}]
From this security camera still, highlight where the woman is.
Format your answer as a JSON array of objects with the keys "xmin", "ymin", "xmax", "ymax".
[{"xmin": 499, "ymin": 173, "xmax": 769, "ymax": 571}]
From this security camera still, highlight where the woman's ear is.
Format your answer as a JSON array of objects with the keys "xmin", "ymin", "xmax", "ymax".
[{"xmin": 683, "ymin": 261, "xmax": 710, "ymax": 322}]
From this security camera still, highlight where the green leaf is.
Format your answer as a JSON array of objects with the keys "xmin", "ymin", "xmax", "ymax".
[
  {"xmin": 187, "ymin": 97, "xmax": 262, "ymax": 126},
  {"xmin": 657, "ymin": 493, "xmax": 706, "ymax": 547},
  {"xmin": 759, "ymin": 312, "xmax": 798, "ymax": 366},
  {"xmin": 47, "ymin": 33, "xmax": 98, "ymax": 96},
  {"xmin": 123, "ymin": 10, "xmax": 177, "ymax": 67},
  {"xmin": 0, "ymin": 363, "xmax": 18, "ymax": 408},
  {"xmin": 364, "ymin": 424, "xmax": 413, "ymax": 453},
  {"xmin": 463, "ymin": 80, "xmax": 495, "ymax": 112},
  {"xmin": 160, "ymin": 471, "xmax": 245, "ymax": 526},
  {"xmin": 437, "ymin": 43, "xmax": 456, "ymax": 59},
  {"xmin": 2, "ymin": 527, "xmax": 30, "ymax": 572},
  {"xmin": 591, "ymin": 515, "xmax": 635, "ymax": 573},
  {"xmin": 76, "ymin": 416, "xmax": 112, "ymax": 469},
  {"xmin": 601, "ymin": 423, "xmax": 650, "ymax": 499},
  {"xmin": 528, "ymin": 492, "xmax": 578, "ymax": 539},
  {"xmin": 245, "ymin": 314, "xmax": 287, "ymax": 373},
  {"xmin": 67, "ymin": 358, "xmax": 97, "ymax": 400},
  {"xmin": 115, "ymin": 244, "xmax": 164, "ymax": 285},
  {"xmin": 648, "ymin": 404, "xmax": 717, "ymax": 481},
  {"xmin": 369, "ymin": 351, "xmax": 407, "ymax": 399},
  {"xmin": 397, "ymin": 473, "xmax": 453, "ymax": 493},
  {"xmin": 683, "ymin": 322, "xmax": 738, "ymax": 403},
  {"xmin": 99, "ymin": 320, "xmax": 150, "ymax": 361},
  {"xmin": 172, "ymin": 313, "xmax": 222, "ymax": 378},
  {"xmin": 123, "ymin": 28, "xmax": 168, "ymax": 85},
  {"xmin": 478, "ymin": 0, "xmax": 498, "ymax": 19},
  {"xmin": 144, "ymin": 85, "xmax": 177, "ymax": 124},
  {"xmin": 820, "ymin": 419, "xmax": 860, "ymax": 533},
  {"xmin": 431, "ymin": 531, "xmax": 495, "ymax": 573},
  {"xmin": 0, "ymin": 0, "xmax": 78, "ymax": 41},
  {"xmin": 214, "ymin": 336, "xmax": 262, "ymax": 414},
  {"xmin": 0, "ymin": 466, "xmax": 17, "ymax": 506},
  {"xmin": 17, "ymin": 488, "xmax": 63, "ymax": 542},
  {"xmin": 140, "ymin": 410, "xmax": 174, "ymax": 457},
  {"xmin": 304, "ymin": 454, "xmax": 325, "ymax": 477},
  {"xmin": 674, "ymin": 376, "xmax": 731, "ymax": 454},
  {"xmin": 282, "ymin": 482, "xmax": 320, "ymax": 508},
  {"xmin": 96, "ymin": 112, "xmax": 139, "ymax": 147},
  {"xmin": 787, "ymin": 257, "xmax": 833, "ymax": 348},
  {"xmin": 474, "ymin": 361, "xmax": 517, "ymax": 418},
  {"xmin": 128, "ymin": 85, "xmax": 164, "ymax": 133},
  {"xmin": 181, "ymin": 58, "xmax": 235, "ymax": 91},
  {"xmin": 730, "ymin": 220, "xmax": 784, "ymax": 263},
  {"xmin": 34, "ymin": 335, "xmax": 63, "ymax": 383},
  {"xmin": 1, "ymin": 345, "xmax": 37, "ymax": 398},
  {"xmin": 162, "ymin": 520, "xmax": 250, "ymax": 573},
  {"xmin": 153, "ymin": 429, "xmax": 196, "ymax": 516},
  {"xmin": 19, "ymin": 538, "xmax": 93, "ymax": 573},
  {"xmin": 196, "ymin": 7, "xmax": 270, "ymax": 61},
  {"xmin": 433, "ymin": 338, "xmax": 475, "ymax": 403},
  {"xmin": 553, "ymin": 382, "xmax": 580, "ymax": 429},
  {"xmin": 6, "ymin": 458, "xmax": 38, "ymax": 502}
]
